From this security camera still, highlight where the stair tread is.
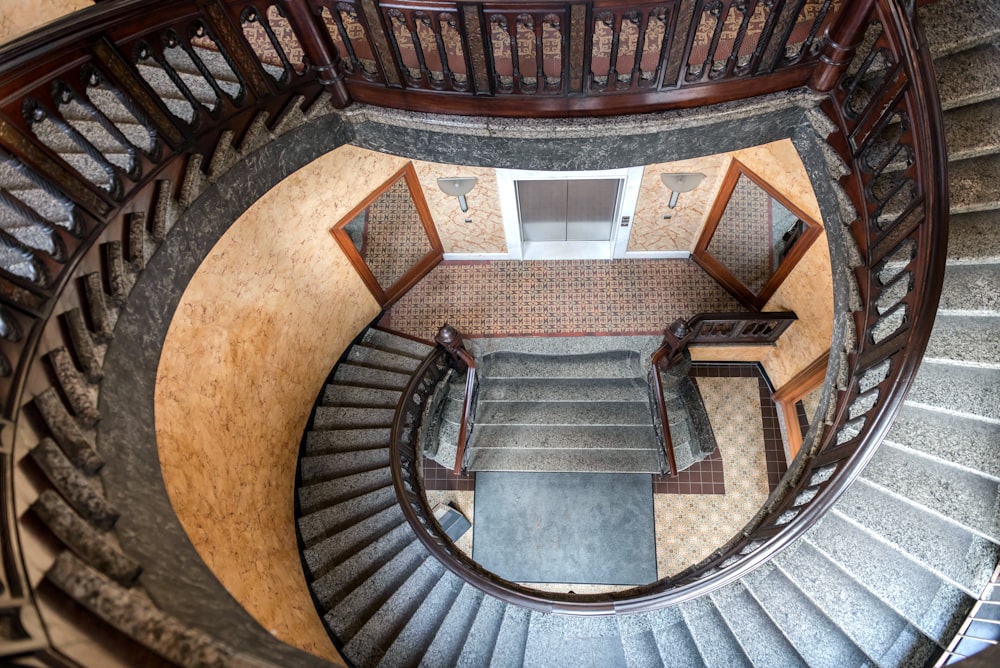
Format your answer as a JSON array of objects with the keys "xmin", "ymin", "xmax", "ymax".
[
  {"xmin": 344, "ymin": 557, "xmax": 444, "ymax": 667},
  {"xmin": 474, "ymin": 400, "xmax": 653, "ymax": 426},
  {"xmin": 774, "ymin": 541, "xmax": 912, "ymax": 662},
  {"xmin": 361, "ymin": 328, "xmax": 433, "ymax": 359},
  {"xmin": 936, "ymin": 43, "xmax": 1000, "ymax": 112},
  {"xmin": 378, "ymin": 571, "xmax": 463, "ymax": 668},
  {"xmin": 925, "ymin": 314, "xmax": 1000, "ymax": 366},
  {"xmin": 710, "ymin": 584, "xmax": 808, "ymax": 668},
  {"xmin": 305, "ymin": 428, "xmax": 391, "ymax": 456},
  {"xmin": 489, "ymin": 605, "xmax": 530, "ymax": 667},
  {"xmin": 313, "ymin": 406, "xmax": 396, "ymax": 430},
  {"xmin": 298, "ymin": 484, "xmax": 397, "ymax": 547},
  {"xmin": 949, "ymin": 154, "xmax": 1000, "ymax": 215},
  {"xmin": 481, "ymin": 350, "xmax": 643, "ymax": 379},
  {"xmin": 921, "ymin": 0, "xmax": 1000, "ymax": 59},
  {"xmin": 299, "ymin": 448, "xmax": 391, "ymax": 484},
  {"xmin": 680, "ymin": 598, "xmax": 752, "ymax": 668},
  {"xmin": 303, "ymin": 504, "xmax": 405, "ymax": 575},
  {"xmin": 467, "ymin": 447, "xmax": 662, "ymax": 473},
  {"xmin": 863, "ymin": 442, "xmax": 1000, "ymax": 541},
  {"xmin": 470, "ymin": 424, "xmax": 660, "ymax": 451},
  {"xmin": 478, "ymin": 377, "xmax": 648, "ymax": 402},
  {"xmin": 456, "ymin": 595, "xmax": 507, "ymax": 667},
  {"xmin": 908, "ymin": 360, "xmax": 1000, "ymax": 421},
  {"xmin": 743, "ymin": 565, "xmax": 869, "ymax": 667},
  {"xmin": 333, "ymin": 363, "xmax": 412, "ymax": 390},
  {"xmin": 422, "ymin": 584, "xmax": 484, "ymax": 667},
  {"xmin": 939, "ymin": 263, "xmax": 1000, "ymax": 315},
  {"xmin": 947, "ymin": 211, "xmax": 1000, "ymax": 264},
  {"xmin": 835, "ymin": 480, "xmax": 1000, "ymax": 593},
  {"xmin": 645, "ymin": 608, "xmax": 705, "ymax": 667},
  {"xmin": 806, "ymin": 512, "xmax": 973, "ymax": 643},
  {"xmin": 347, "ymin": 344, "xmax": 424, "ymax": 374},
  {"xmin": 298, "ymin": 466, "xmax": 393, "ymax": 515},
  {"xmin": 523, "ymin": 613, "xmax": 628, "ymax": 667},
  {"xmin": 888, "ymin": 404, "xmax": 1000, "ymax": 480},
  {"xmin": 944, "ymin": 98, "xmax": 1000, "ymax": 161},
  {"xmin": 322, "ymin": 384, "xmax": 401, "ymax": 408}
]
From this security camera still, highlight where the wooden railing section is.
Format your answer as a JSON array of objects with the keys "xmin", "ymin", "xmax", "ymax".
[
  {"xmin": 434, "ymin": 324, "xmax": 478, "ymax": 474},
  {"xmin": 650, "ymin": 311, "xmax": 796, "ymax": 474}
]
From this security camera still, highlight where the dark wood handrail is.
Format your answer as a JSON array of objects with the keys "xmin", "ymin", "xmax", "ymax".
[
  {"xmin": 648, "ymin": 359, "xmax": 678, "ymax": 476},
  {"xmin": 434, "ymin": 324, "xmax": 476, "ymax": 474}
]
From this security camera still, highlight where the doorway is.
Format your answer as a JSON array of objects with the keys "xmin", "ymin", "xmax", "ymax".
[{"xmin": 497, "ymin": 167, "xmax": 644, "ymax": 260}]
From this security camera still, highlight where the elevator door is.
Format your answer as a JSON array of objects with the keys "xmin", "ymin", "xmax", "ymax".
[{"xmin": 516, "ymin": 178, "xmax": 622, "ymax": 243}]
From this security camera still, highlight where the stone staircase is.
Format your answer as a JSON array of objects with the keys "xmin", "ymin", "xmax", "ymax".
[
  {"xmin": 464, "ymin": 350, "xmax": 663, "ymax": 474},
  {"xmin": 287, "ymin": 1, "xmax": 1000, "ymax": 665}
]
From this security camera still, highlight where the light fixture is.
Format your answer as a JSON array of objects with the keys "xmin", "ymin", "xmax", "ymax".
[
  {"xmin": 660, "ymin": 172, "xmax": 706, "ymax": 209},
  {"xmin": 437, "ymin": 177, "xmax": 477, "ymax": 212}
]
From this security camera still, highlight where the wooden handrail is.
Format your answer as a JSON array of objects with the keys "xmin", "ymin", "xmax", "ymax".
[
  {"xmin": 434, "ymin": 324, "xmax": 477, "ymax": 474},
  {"xmin": 648, "ymin": 359, "xmax": 678, "ymax": 476}
]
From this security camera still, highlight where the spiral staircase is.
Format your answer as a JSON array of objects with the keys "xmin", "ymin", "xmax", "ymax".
[{"xmin": 0, "ymin": 0, "xmax": 997, "ymax": 666}]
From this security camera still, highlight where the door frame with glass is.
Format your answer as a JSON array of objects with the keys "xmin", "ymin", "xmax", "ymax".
[{"xmin": 496, "ymin": 167, "xmax": 644, "ymax": 260}]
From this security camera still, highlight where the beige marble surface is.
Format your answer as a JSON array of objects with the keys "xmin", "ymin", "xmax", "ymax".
[
  {"xmin": 155, "ymin": 145, "xmax": 398, "ymax": 663},
  {"xmin": 0, "ymin": 0, "xmax": 92, "ymax": 43},
  {"xmin": 413, "ymin": 161, "xmax": 507, "ymax": 254}
]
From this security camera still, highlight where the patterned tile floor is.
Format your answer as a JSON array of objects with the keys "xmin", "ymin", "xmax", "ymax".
[{"xmin": 381, "ymin": 259, "xmax": 743, "ymax": 340}]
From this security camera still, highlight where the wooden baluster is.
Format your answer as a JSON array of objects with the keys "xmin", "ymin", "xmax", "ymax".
[{"xmin": 278, "ymin": 0, "xmax": 352, "ymax": 107}]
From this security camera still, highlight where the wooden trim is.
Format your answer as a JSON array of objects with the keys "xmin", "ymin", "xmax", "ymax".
[
  {"xmin": 693, "ymin": 159, "xmax": 824, "ymax": 311},
  {"xmin": 772, "ymin": 350, "xmax": 830, "ymax": 459},
  {"xmin": 330, "ymin": 162, "xmax": 444, "ymax": 307}
]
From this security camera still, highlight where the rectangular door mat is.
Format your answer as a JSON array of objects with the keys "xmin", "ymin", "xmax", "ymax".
[{"xmin": 472, "ymin": 471, "xmax": 656, "ymax": 585}]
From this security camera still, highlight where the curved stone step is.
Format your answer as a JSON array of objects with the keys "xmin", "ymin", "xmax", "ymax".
[
  {"xmin": 303, "ymin": 504, "xmax": 406, "ymax": 576},
  {"xmin": 489, "ymin": 605, "xmax": 530, "ymax": 667},
  {"xmin": 523, "ymin": 613, "xmax": 628, "ymax": 668},
  {"xmin": 456, "ymin": 595, "xmax": 507, "ymax": 667},
  {"xmin": 924, "ymin": 314, "xmax": 1000, "ymax": 366},
  {"xmin": 333, "ymin": 363, "xmax": 411, "ymax": 390},
  {"xmin": 312, "ymin": 406, "xmax": 395, "ymax": 430},
  {"xmin": 921, "ymin": 0, "xmax": 1000, "ymax": 60},
  {"xmin": 299, "ymin": 448, "xmax": 391, "ymax": 484},
  {"xmin": 297, "ymin": 483, "xmax": 398, "ymax": 547},
  {"xmin": 361, "ymin": 327, "xmax": 433, "ymax": 359},
  {"xmin": 709, "ymin": 584, "xmax": 808, "ymax": 668},
  {"xmin": 321, "ymin": 384, "xmax": 401, "ymax": 408},
  {"xmin": 422, "ymin": 584, "xmax": 484, "ymax": 666},
  {"xmin": 298, "ymin": 466, "xmax": 394, "ymax": 515},
  {"xmin": 887, "ymin": 405, "xmax": 1000, "ymax": 480},
  {"xmin": 908, "ymin": 360, "xmax": 1000, "ymax": 421},
  {"xmin": 949, "ymin": 153, "xmax": 1000, "ymax": 214},
  {"xmin": 680, "ymin": 597, "xmax": 752, "ymax": 667},
  {"xmin": 305, "ymin": 427, "xmax": 391, "ymax": 456},
  {"xmin": 944, "ymin": 98, "xmax": 1000, "ymax": 162},
  {"xmin": 347, "ymin": 344, "xmax": 424, "ymax": 374},
  {"xmin": 936, "ymin": 43, "xmax": 1000, "ymax": 112},
  {"xmin": 947, "ymin": 211, "xmax": 1000, "ymax": 265},
  {"xmin": 377, "ymin": 570, "xmax": 463, "ymax": 667}
]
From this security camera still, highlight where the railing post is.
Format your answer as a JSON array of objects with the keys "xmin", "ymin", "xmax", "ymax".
[
  {"xmin": 278, "ymin": 0, "xmax": 353, "ymax": 108},
  {"xmin": 660, "ymin": 318, "xmax": 693, "ymax": 369},
  {"xmin": 435, "ymin": 323, "xmax": 470, "ymax": 371},
  {"xmin": 809, "ymin": 0, "xmax": 877, "ymax": 92}
]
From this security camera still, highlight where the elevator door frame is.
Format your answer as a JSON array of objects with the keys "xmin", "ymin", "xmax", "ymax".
[{"xmin": 496, "ymin": 167, "xmax": 644, "ymax": 260}]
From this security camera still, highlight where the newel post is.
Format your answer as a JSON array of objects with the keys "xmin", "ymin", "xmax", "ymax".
[
  {"xmin": 659, "ymin": 318, "xmax": 693, "ymax": 369},
  {"xmin": 435, "ymin": 324, "xmax": 470, "ymax": 371},
  {"xmin": 808, "ymin": 0, "xmax": 877, "ymax": 93},
  {"xmin": 278, "ymin": 0, "xmax": 353, "ymax": 108}
]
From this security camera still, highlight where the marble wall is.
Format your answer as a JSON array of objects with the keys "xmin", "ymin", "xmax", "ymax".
[
  {"xmin": 154, "ymin": 145, "xmax": 403, "ymax": 662},
  {"xmin": 0, "ymin": 0, "xmax": 92, "ymax": 43},
  {"xmin": 412, "ymin": 161, "xmax": 508, "ymax": 254}
]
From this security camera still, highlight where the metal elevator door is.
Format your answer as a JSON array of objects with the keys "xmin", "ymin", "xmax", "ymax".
[{"xmin": 516, "ymin": 179, "xmax": 622, "ymax": 242}]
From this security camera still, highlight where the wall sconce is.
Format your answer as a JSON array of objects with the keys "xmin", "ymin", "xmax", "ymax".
[
  {"xmin": 437, "ymin": 177, "xmax": 477, "ymax": 212},
  {"xmin": 660, "ymin": 172, "xmax": 705, "ymax": 209}
]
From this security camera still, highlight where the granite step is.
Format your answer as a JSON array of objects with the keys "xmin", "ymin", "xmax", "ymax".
[
  {"xmin": 313, "ymin": 406, "xmax": 396, "ymax": 430},
  {"xmin": 943, "ymin": 98, "xmax": 1000, "ymax": 162},
  {"xmin": 467, "ymin": 447, "xmax": 662, "ymax": 473},
  {"xmin": 645, "ymin": 607, "xmax": 705, "ymax": 668},
  {"xmin": 311, "ymin": 523, "xmax": 417, "ymax": 610},
  {"xmin": 322, "ymin": 384, "xmax": 401, "ymax": 408},
  {"xmin": 617, "ymin": 625, "xmax": 664, "ymax": 668},
  {"xmin": 333, "ymin": 363, "xmax": 411, "ymax": 390},
  {"xmin": 907, "ymin": 360, "xmax": 1000, "ymax": 421},
  {"xmin": 935, "ymin": 43, "xmax": 1000, "ymax": 112},
  {"xmin": 378, "ymin": 570, "xmax": 463, "ymax": 668},
  {"xmin": 861, "ymin": 443, "xmax": 1000, "ymax": 542},
  {"xmin": 422, "ymin": 584, "xmax": 484, "ymax": 667},
  {"xmin": 480, "ymin": 350, "xmax": 643, "ymax": 379},
  {"xmin": 297, "ymin": 466, "xmax": 393, "ymax": 514},
  {"xmin": 834, "ymin": 480, "xmax": 1000, "ymax": 594},
  {"xmin": 921, "ymin": 0, "xmax": 1000, "ymax": 59},
  {"xmin": 886, "ymin": 405, "xmax": 1000, "ymax": 480},
  {"xmin": 474, "ymin": 400, "xmax": 652, "ymax": 426},
  {"xmin": 297, "ymin": 484, "xmax": 398, "ymax": 547},
  {"xmin": 305, "ymin": 427, "xmax": 391, "ymax": 456},
  {"xmin": 938, "ymin": 264, "xmax": 1000, "ymax": 316},
  {"xmin": 347, "ymin": 344, "xmax": 424, "ymax": 374},
  {"xmin": 477, "ymin": 377, "xmax": 649, "ymax": 403},
  {"xmin": 805, "ymin": 513, "xmax": 973, "ymax": 643},
  {"xmin": 948, "ymin": 153, "xmax": 1000, "ymax": 214},
  {"xmin": 343, "ymin": 557, "xmax": 444, "ymax": 667},
  {"xmin": 773, "ymin": 541, "xmax": 930, "ymax": 665},
  {"xmin": 456, "ymin": 595, "xmax": 507, "ymax": 667},
  {"xmin": 299, "ymin": 448, "xmax": 391, "ymax": 484},
  {"xmin": 470, "ymin": 424, "xmax": 660, "ymax": 451},
  {"xmin": 523, "ymin": 613, "xmax": 628, "ymax": 668},
  {"xmin": 680, "ymin": 597, "xmax": 752, "ymax": 668},
  {"xmin": 924, "ymin": 314, "xmax": 1000, "ymax": 367},
  {"xmin": 489, "ymin": 605, "xmax": 530, "ymax": 668},
  {"xmin": 361, "ymin": 327, "xmax": 433, "ymax": 359},
  {"xmin": 947, "ymin": 211, "xmax": 1000, "ymax": 265},
  {"xmin": 326, "ymin": 537, "xmax": 428, "ymax": 641},
  {"xmin": 303, "ymin": 504, "xmax": 406, "ymax": 577},
  {"xmin": 709, "ymin": 584, "xmax": 808, "ymax": 668},
  {"xmin": 742, "ymin": 564, "xmax": 870, "ymax": 667}
]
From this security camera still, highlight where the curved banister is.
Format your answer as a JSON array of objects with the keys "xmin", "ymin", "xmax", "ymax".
[{"xmin": 0, "ymin": 0, "xmax": 948, "ymax": 657}]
